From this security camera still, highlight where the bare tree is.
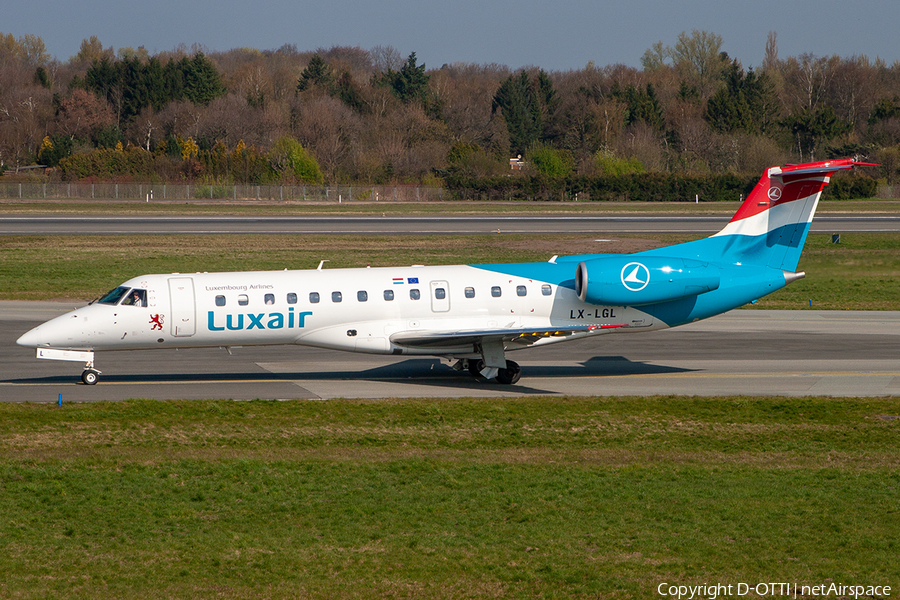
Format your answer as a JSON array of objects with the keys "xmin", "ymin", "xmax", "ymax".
[
  {"xmin": 370, "ymin": 45, "xmax": 402, "ymax": 74},
  {"xmin": 290, "ymin": 94, "xmax": 357, "ymax": 178},
  {"xmin": 429, "ymin": 63, "xmax": 505, "ymax": 146},
  {"xmin": 828, "ymin": 55, "xmax": 879, "ymax": 134},
  {"xmin": 0, "ymin": 85, "xmax": 53, "ymax": 167},
  {"xmin": 641, "ymin": 31, "xmax": 726, "ymax": 100},
  {"xmin": 72, "ymin": 36, "xmax": 114, "ymax": 65},
  {"xmin": 670, "ymin": 30, "xmax": 727, "ymax": 100},
  {"xmin": 782, "ymin": 53, "xmax": 838, "ymax": 112},
  {"xmin": 55, "ymin": 89, "xmax": 116, "ymax": 140},
  {"xmin": 762, "ymin": 31, "xmax": 779, "ymax": 72},
  {"xmin": 127, "ymin": 106, "xmax": 163, "ymax": 151}
]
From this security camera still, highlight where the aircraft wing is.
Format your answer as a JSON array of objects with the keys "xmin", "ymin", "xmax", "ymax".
[{"xmin": 389, "ymin": 323, "xmax": 626, "ymax": 349}]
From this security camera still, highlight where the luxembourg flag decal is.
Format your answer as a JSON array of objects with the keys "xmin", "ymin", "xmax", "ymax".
[{"xmin": 392, "ymin": 277, "xmax": 404, "ymax": 285}]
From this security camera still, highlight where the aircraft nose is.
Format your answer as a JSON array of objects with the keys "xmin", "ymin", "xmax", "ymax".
[{"xmin": 16, "ymin": 325, "xmax": 43, "ymax": 348}]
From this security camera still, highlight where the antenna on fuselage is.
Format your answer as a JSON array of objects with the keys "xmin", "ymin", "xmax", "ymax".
[{"xmin": 317, "ymin": 260, "xmax": 329, "ymax": 270}]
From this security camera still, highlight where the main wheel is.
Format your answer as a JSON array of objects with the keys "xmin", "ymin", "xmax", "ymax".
[
  {"xmin": 81, "ymin": 369, "xmax": 99, "ymax": 385},
  {"xmin": 496, "ymin": 361, "xmax": 521, "ymax": 385},
  {"xmin": 468, "ymin": 359, "xmax": 485, "ymax": 378}
]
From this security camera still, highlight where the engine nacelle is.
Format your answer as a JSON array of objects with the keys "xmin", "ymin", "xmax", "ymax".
[{"xmin": 575, "ymin": 256, "xmax": 720, "ymax": 306}]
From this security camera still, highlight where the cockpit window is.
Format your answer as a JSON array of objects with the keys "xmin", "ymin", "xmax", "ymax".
[
  {"xmin": 121, "ymin": 288, "xmax": 147, "ymax": 307},
  {"xmin": 98, "ymin": 286, "xmax": 130, "ymax": 305}
]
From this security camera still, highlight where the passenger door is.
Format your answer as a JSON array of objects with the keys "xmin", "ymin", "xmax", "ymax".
[{"xmin": 168, "ymin": 277, "xmax": 196, "ymax": 336}]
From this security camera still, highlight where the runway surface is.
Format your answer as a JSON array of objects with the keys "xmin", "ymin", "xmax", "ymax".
[
  {"xmin": 2, "ymin": 214, "xmax": 899, "ymax": 235},
  {"xmin": 3, "ymin": 302, "xmax": 898, "ymax": 401}
]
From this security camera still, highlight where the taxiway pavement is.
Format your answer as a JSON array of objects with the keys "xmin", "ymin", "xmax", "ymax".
[{"xmin": 2, "ymin": 302, "xmax": 897, "ymax": 401}]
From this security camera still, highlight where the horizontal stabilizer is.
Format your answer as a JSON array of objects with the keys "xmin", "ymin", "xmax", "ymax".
[{"xmin": 773, "ymin": 161, "xmax": 878, "ymax": 178}]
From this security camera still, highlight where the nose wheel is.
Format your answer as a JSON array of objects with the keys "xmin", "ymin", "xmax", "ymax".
[{"xmin": 81, "ymin": 368, "xmax": 100, "ymax": 385}]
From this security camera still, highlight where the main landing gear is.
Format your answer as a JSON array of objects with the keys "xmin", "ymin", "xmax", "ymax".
[
  {"xmin": 460, "ymin": 359, "xmax": 522, "ymax": 385},
  {"xmin": 496, "ymin": 361, "xmax": 522, "ymax": 385}
]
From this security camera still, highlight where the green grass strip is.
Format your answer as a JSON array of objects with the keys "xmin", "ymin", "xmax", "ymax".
[
  {"xmin": 0, "ymin": 396, "xmax": 897, "ymax": 598},
  {"xmin": 2, "ymin": 233, "xmax": 900, "ymax": 309}
]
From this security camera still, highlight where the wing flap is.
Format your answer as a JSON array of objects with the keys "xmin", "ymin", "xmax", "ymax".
[{"xmin": 389, "ymin": 324, "xmax": 626, "ymax": 349}]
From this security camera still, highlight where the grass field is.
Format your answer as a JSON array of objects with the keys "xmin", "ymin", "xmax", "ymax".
[
  {"xmin": 2, "ymin": 207, "xmax": 897, "ymax": 598},
  {"xmin": 1, "ymin": 232, "xmax": 898, "ymax": 309},
  {"xmin": 0, "ymin": 396, "xmax": 897, "ymax": 599}
]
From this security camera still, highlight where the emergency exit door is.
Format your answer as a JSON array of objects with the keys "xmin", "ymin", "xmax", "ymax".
[{"xmin": 430, "ymin": 280, "xmax": 450, "ymax": 312}]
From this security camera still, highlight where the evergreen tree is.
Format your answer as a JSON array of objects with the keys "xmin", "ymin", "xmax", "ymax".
[
  {"xmin": 334, "ymin": 71, "xmax": 364, "ymax": 112},
  {"xmin": 182, "ymin": 53, "xmax": 225, "ymax": 105},
  {"xmin": 296, "ymin": 54, "xmax": 333, "ymax": 93},
  {"xmin": 614, "ymin": 83, "xmax": 664, "ymax": 130},
  {"xmin": 81, "ymin": 52, "xmax": 225, "ymax": 123},
  {"xmin": 33, "ymin": 66, "xmax": 50, "ymax": 89},
  {"xmin": 388, "ymin": 52, "xmax": 429, "ymax": 104},
  {"xmin": 493, "ymin": 70, "xmax": 558, "ymax": 156},
  {"xmin": 164, "ymin": 59, "xmax": 186, "ymax": 102},
  {"xmin": 144, "ymin": 57, "xmax": 167, "ymax": 109},
  {"xmin": 83, "ymin": 57, "xmax": 119, "ymax": 105},
  {"xmin": 705, "ymin": 60, "xmax": 776, "ymax": 134},
  {"xmin": 119, "ymin": 56, "xmax": 147, "ymax": 122}
]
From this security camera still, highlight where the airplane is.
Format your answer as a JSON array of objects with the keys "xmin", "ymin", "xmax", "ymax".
[{"xmin": 17, "ymin": 159, "xmax": 870, "ymax": 386}]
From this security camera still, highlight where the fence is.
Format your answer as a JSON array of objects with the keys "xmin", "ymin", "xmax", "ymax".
[
  {"xmin": 876, "ymin": 184, "xmax": 900, "ymax": 199},
  {"xmin": 0, "ymin": 182, "xmax": 447, "ymax": 203},
  {"xmin": 6, "ymin": 181, "xmax": 899, "ymax": 201}
]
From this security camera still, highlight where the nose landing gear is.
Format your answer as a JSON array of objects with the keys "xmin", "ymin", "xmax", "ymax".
[
  {"xmin": 81, "ymin": 359, "xmax": 101, "ymax": 385},
  {"xmin": 81, "ymin": 369, "xmax": 100, "ymax": 385}
]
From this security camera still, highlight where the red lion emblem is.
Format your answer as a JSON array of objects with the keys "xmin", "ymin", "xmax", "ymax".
[{"xmin": 149, "ymin": 314, "xmax": 164, "ymax": 331}]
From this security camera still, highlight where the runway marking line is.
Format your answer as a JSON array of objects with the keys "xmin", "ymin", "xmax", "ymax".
[{"xmin": 581, "ymin": 371, "xmax": 900, "ymax": 380}]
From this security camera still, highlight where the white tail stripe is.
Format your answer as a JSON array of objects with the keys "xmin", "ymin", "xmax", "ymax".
[{"xmin": 713, "ymin": 191, "xmax": 820, "ymax": 238}]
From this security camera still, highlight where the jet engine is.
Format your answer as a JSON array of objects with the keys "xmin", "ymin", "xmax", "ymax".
[{"xmin": 575, "ymin": 256, "xmax": 720, "ymax": 306}]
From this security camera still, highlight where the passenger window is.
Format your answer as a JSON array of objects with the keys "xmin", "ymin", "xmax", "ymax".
[
  {"xmin": 465, "ymin": 287, "xmax": 475, "ymax": 298},
  {"xmin": 332, "ymin": 291, "xmax": 342, "ymax": 303},
  {"xmin": 541, "ymin": 284, "xmax": 552, "ymax": 296},
  {"xmin": 98, "ymin": 286, "xmax": 130, "ymax": 305},
  {"xmin": 516, "ymin": 285, "xmax": 527, "ymax": 297},
  {"xmin": 121, "ymin": 288, "xmax": 147, "ymax": 307},
  {"xmin": 238, "ymin": 294, "xmax": 249, "ymax": 306},
  {"xmin": 357, "ymin": 290, "xmax": 368, "ymax": 302},
  {"xmin": 215, "ymin": 295, "xmax": 226, "ymax": 307},
  {"xmin": 410, "ymin": 289, "xmax": 421, "ymax": 300},
  {"xmin": 309, "ymin": 292, "xmax": 320, "ymax": 304},
  {"xmin": 434, "ymin": 287, "xmax": 446, "ymax": 300},
  {"xmin": 384, "ymin": 289, "xmax": 394, "ymax": 301},
  {"xmin": 264, "ymin": 293, "xmax": 275, "ymax": 305},
  {"xmin": 287, "ymin": 293, "xmax": 297, "ymax": 304},
  {"xmin": 491, "ymin": 286, "xmax": 502, "ymax": 298}
]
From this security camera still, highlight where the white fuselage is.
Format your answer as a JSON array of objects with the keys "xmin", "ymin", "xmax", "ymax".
[{"xmin": 18, "ymin": 264, "xmax": 659, "ymax": 358}]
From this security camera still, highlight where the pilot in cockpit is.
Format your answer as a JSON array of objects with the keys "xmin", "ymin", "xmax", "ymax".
[{"xmin": 122, "ymin": 289, "xmax": 146, "ymax": 307}]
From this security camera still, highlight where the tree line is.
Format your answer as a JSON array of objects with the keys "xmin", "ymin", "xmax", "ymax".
[{"xmin": 1, "ymin": 31, "xmax": 898, "ymax": 198}]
